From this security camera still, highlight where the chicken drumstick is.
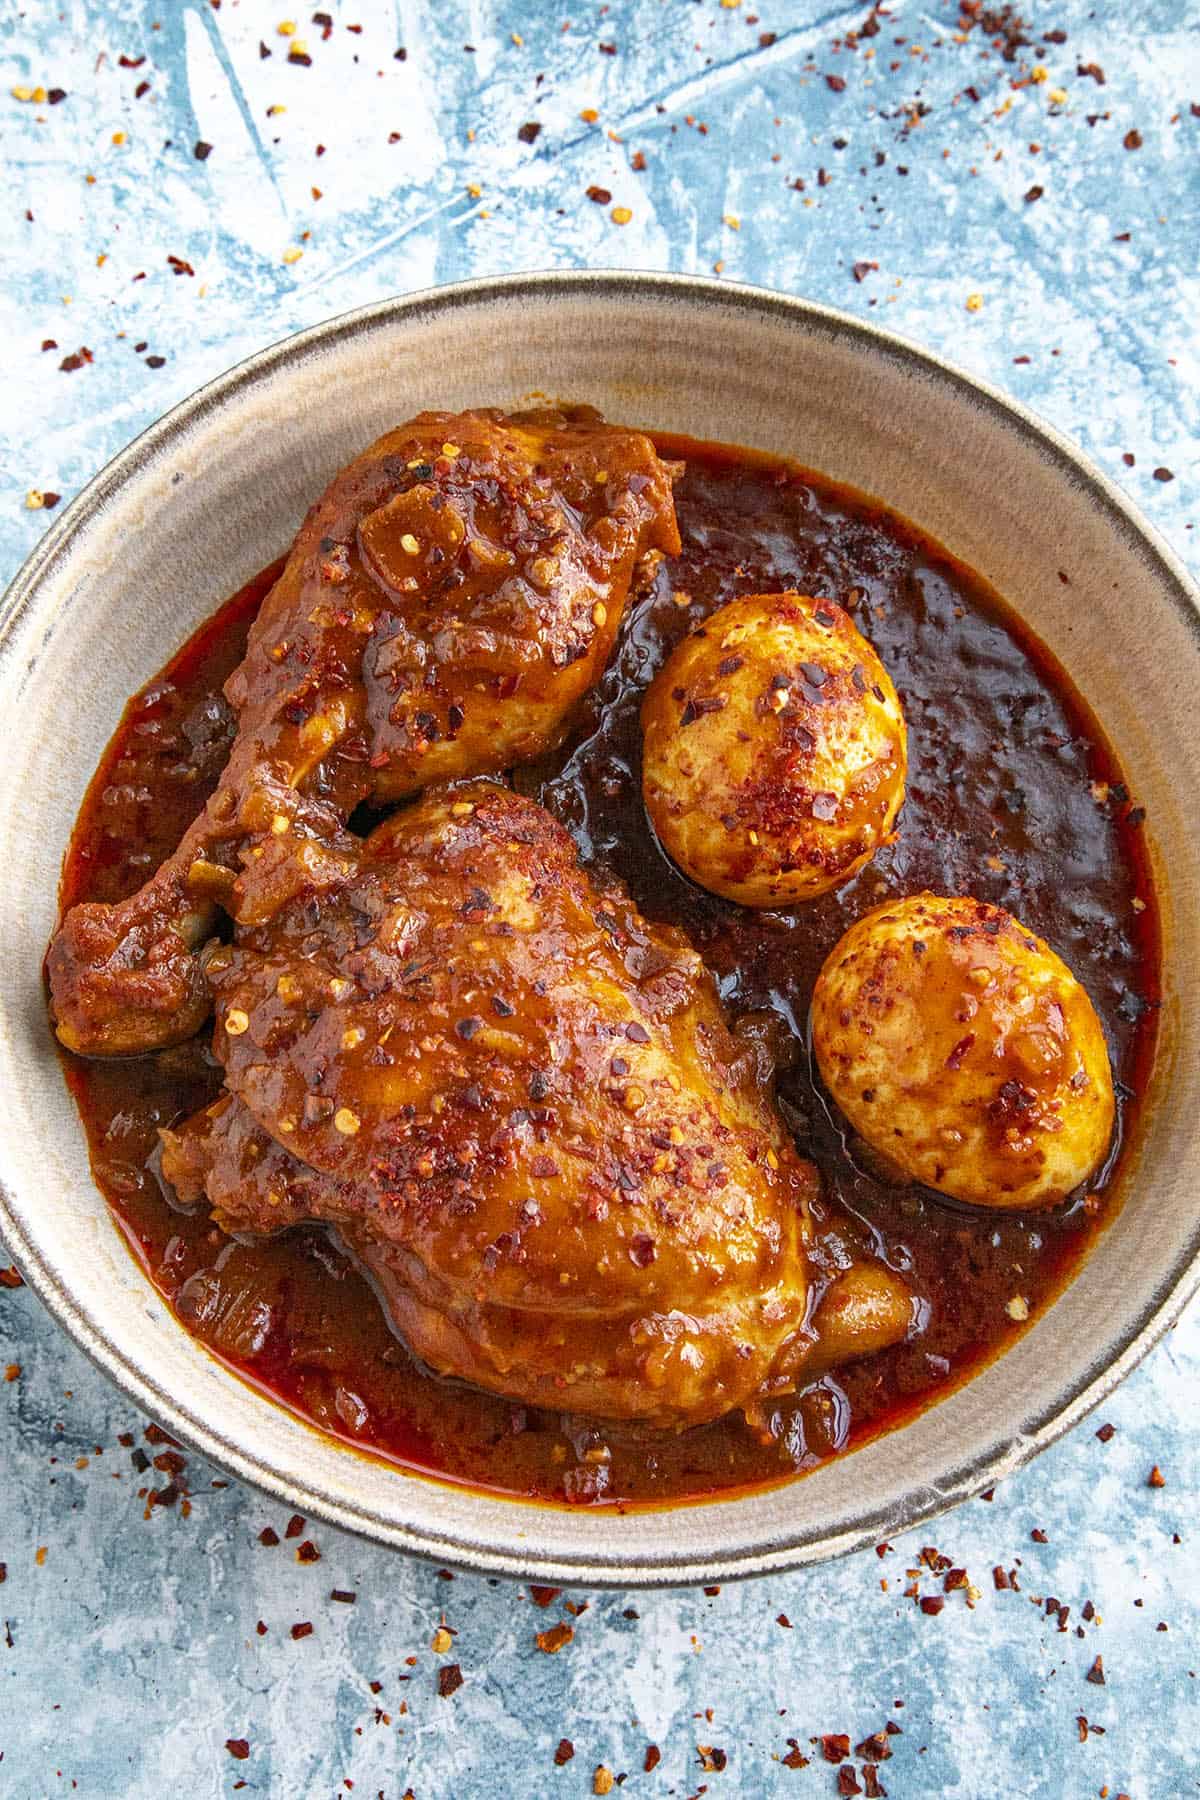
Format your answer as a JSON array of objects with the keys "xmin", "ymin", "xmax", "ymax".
[{"xmin": 49, "ymin": 406, "xmax": 680, "ymax": 1055}]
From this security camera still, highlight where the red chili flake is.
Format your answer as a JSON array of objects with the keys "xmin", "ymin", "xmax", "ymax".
[
  {"xmin": 1123, "ymin": 129, "xmax": 1142, "ymax": 150},
  {"xmin": 145, "ymin": 355, "xmax": 166, "ymax": 369},
  {"xmin": 258, "ymin": 1526, "xmax": 280, "ymax": 1547},
  {"xmin": 296, "ymin": 1540, "xmax": 321, "ymax": 1563},
  {"xmin": 313, "ymin": 11, "xmax": 333, "ymax": 39},
  {"xmin": 554, "ymin": 1740, "xmax": 575, "ymax": 1766},
  {"xmin": 47, "ymin": 88, "xmax": 67, "ymax": 103},
  {"xmin": 60, "ymin": 349, "xmax": 92, "ymax": 373},
  {"xmin": 822, "ymin": 1735, "xmax": 851, "ymax": 1764},
  {"xmin": 760, "ymin": 31, "xmax": 778, "ymax": 47},
  {"xmin": 255, "ymin": 1620, "xmax": 268, "ymax": 1635},
  {"xmin": 518, "ymin": 121, "xmax": 542, "ymax": 143},
  {"xmin": 225, "ymin": 1740, "xmax": 250, "ymax": 1760},
  {"xmin": 1095, "ymin": 1422, "xmax": 1116, "ymax": 1442},
  {"xmin": 194, "ymin": 140, "xmax": 213, "ymax": 161},
  {"xmin": 1031, "ymin": 1528, "xmax": 1048, "ymax": 1544},
  {"xmin": 0, "ymin": 1266, "xmax": 23, "ymax": 1287},
  {"xmin": 0, "ymin": 1564, "xmax": 6, "ymax": 1584},
  {"xmin": 1025, "ymin": 184, "xmax": 1044, "ymax": 202},
  {"xmin": 290, "ymin": 1621, "xmax": 314, "ymax": 1641},
  {"xmin": 863, "ymin": 1769, "xmax": 887, "ymax": 1799},
  {"xmin": 777, "ymin": 1613, "xmax": 792, "ymax": 1628},
  {"xmin": 782, "ymin": 1741, "xmax": 809, "ymax": 1769},
  {"xmin": 587, "ymin": 185, "xmax": 613, "ymax": 204},
  {"xmin": 41, "ymin": 492, "xmax": 62, "ymax": 509},
  {"xmin": 944, "ymin": 1568, "xmax": 968, "ymax": 1591},
  {"xmin": 644, "ymin": 1746, "xmax": 661, "ymax": 1772},
  {"xmin": 285, "ymin": 1514, "xmax": 306, "ymax": 1538},
  {"xmin": 535, "ymin": 1622, "xmax": 574, "ymax": 1654},
  {"xmin": 530, "ymin": 1584, "xmax": 561, "ymax": 1608},
  {"xmin": 852, "ymin": 260, "xmax": 879, "ymax": 282},
  {"xmin": 818, "ymin": 167, "xmax": 831, "ymax": 186},
  {"xmin": 838, "ymin": 1769, "xmax": 863, "ymax": 1797},
  {"xmin": 330, "ymin": 1589, "xmax": 357, "ymax": 1604},
  {"xmin": 167, "ymin": 254, "xmax": 195, "ymax": 277},
  {"xmin": 697, "ymin": 1746, "xmax": 727, "ymax": 1773},
  {"xmin": 598, "ymin": 41, "xmax": 617, "ymax": 55},
  {"xmin": 289, "ymin": 49, "xmax": 313, "ymax": 66},
  {"xmin": 135, "ymin": 80, "xmax": 151, "ymax": 98},
  {"xmin": 629, "ymin": 1233, "xmax": 656, "ymax": 1268},
  {"xmin": 1085, "ymin": 1655, "xmax": 1105, "ymax": 1684},
  {"xmin": 437, "ymin": 1662, "xmax": 464, "ymax": 1697},
  {"xmin": 993, "ymin": 1566, "xmax": 1011, "ymax": 1589},
  {"xmin": 631, "ymin": 150, "xmax": 646, "ymax": 171},
  {"xmin": 1153, "ymin": 467, "xmax": 1174, "ymax": 482},
  {"xmin": 1077, "ymin": 61, "xmax": 1106, "ymax": 83},
  {"xmin": 826, "ymin": 73, "xmax": 847, "ymax": 91},
  {"xmin": 1148, "ymin": 1465, "xmax": 1166, "ymax": 1487},
  {"xmin": 919, "ymin": 1596, "xmax": 945, "ymax": 1615},
  {"xmin": 118, "ymin": 53, "xmax": 146, "ymax": 68},
  {"xmin": 856, "ymin": 1734, "xmax": 892, "ymax": 1762}
]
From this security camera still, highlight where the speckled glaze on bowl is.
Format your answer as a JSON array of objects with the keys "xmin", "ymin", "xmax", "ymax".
[{"xmin": 0, "ymin": 272, "xmax": 1196, "ymax": 1587}]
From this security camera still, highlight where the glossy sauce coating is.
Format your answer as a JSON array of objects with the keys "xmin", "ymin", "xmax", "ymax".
[{"xmin": 58, "ymin": 437, "xmax": 1160, "ymax": 1507}]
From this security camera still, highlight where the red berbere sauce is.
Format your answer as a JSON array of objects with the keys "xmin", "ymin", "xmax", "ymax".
[{"xmin": 57, "ymin": 436, "xmax": 1160, "ymax": 1508}]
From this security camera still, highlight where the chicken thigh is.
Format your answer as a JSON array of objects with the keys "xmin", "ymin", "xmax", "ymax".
[
  {"xmin": 161, "ymin": 781, "xmax": 914, "ymax": 1427},
  {"xmin": 49, "ymin": 407, "xmax": 680, "ymax": 1055}
]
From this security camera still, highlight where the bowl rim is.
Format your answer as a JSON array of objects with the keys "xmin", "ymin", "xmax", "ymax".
[{"xmin": 2, "ymin": 268, "xmax": 1198, "ymax": 1588}]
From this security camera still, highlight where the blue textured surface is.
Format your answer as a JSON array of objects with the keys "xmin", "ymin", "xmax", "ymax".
[{"xmin": 2, "ymin": 3, "xmax": 1198, "ymax": 1795}]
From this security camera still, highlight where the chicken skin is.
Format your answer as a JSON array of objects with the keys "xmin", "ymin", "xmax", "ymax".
[
  {"xmin": 49, "ymin": 407, "xmax": 680, "ymax": 1056},
  {"xmin": 160, "ymin": 782, "xmax": 914, "ymax": 1426}
]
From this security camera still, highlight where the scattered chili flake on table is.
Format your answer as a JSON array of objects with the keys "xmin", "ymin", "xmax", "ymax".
[
  {"xmin": 1123, "ymin": 129, "xmax": 1142, "ymax": 149},
  {"xmin": 330, "ymin": 1589, "xmax": 357, "ymax": 1604},
  {"xmin": 517, "ymin": 121, "xmax": 541, "ymax": 143},
  {"xmin": 838, "ymin": 1768, "xmax": 863, "ymax": 1797},
  {"xmin": 530, "ymin": 1584, "xmax": 560, "ymax": 1607},
  {"xmin": 698, "ymin": 1744, "xmax": 728, "ymax": 1771},
  {"xmin": 644, "ymin": 1745, "xmax": 661, "ymax": 1772},
  {"xmin": 853, "ymin": 260, "xmax": 879, "ymax": 281},
  {"xmin": 225, "ymin": 1739, "xmax": 250, "ymax": 1761},
  {"xmin": 258, "ymin": 1525, "xmax": 280, "ymax": 1546},
  {"xmin": 1153, "ymin": 467, "xmax": 1174, "ymax": 482},
  {"xmin": 822, "ymin": 1735, "xmax": 851, "ymax": 1763},
  {"xmin": 782, "ymin": 1740, "xmax": 809, "ymax": 1769},
  {"xmin": 554, "ymin": 1739, "xmax": 575, "ymax": 1765},
  {"xmin": 437, "ymin": 1663, "xmax": 463, "ymax": 1697},
  {"xmin": 1096, "ymin": 1422, "xmax": 1116, "ymax": 1442},
  {"xmin": 1148, "ymin": 1464, "xmax": 1166, "ymax": 1487},
  {"xmin": 285, "ymin": 1514, "xmax": 305, "ymax": 1538},
  {"xmin": 1086, "ymin": 1655, "xmax": 1106, "ymax": 1684},
  {"xmin": 535, "ymin": 1621, "xmax": 574, "ymax": 1654},
  {"xmin": 290, "ymin": 1621, "xmax": 314, "ymax": 1641}
]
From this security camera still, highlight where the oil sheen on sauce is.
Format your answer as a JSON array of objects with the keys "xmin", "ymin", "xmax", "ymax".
[{"xmin": 56, "ymin": 436, "xmax": 1160, "ymax": 1508}]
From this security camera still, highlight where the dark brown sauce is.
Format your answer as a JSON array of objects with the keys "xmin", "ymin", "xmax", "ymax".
[{"xmin": 57, "ymin": 436, "xmax": 1160, "ymax": 1508}]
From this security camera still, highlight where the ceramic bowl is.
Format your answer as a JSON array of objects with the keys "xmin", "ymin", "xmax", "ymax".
[{"xmin": 1, "ymin": 272, "xmax": 1196, "ymax": 1586}]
